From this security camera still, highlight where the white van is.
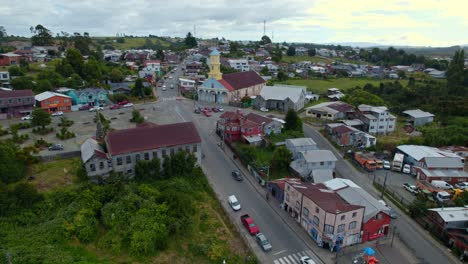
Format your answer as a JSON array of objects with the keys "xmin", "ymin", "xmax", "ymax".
[
  {"xmin": 435, "ymin": 191, "xmax": 451, "ymax": 202},
  {"xmin": 431, "ymin": 180, "xmax": 453, "ymax": 190},
  {"xmin": 228, "ymin": 195, "xmax": 241, "ymax": 211}
]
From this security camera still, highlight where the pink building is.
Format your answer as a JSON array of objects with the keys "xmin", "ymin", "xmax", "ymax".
[{"xmin": 284, "ymin": 180, "xmax": 364, "ymax": 250}]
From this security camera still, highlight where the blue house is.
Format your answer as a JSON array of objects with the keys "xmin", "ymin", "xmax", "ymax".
[{"xmin": 66, "ymin": 88, "xmax": 109, "ymax": 106}]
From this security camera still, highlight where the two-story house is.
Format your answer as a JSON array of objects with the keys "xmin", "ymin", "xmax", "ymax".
[
  {"xmin": 357, "ymin": 104, "xmax": 396, "ymax": 134},
  {"xmin": 289, "ymin": 150, "xmax": 338, "ymax": 182},
  {"xmin": 227, "ymin": 59, "xmax": 250, "ymax": 72},
  {"xmin": 35, "ymin": 91, "xmax": 72, "ymax": 113},
  {"xmin": 284, "ymin": 180, "xmax": 365, "ymax": 250},
  {"xmin": 0, "ymin": 53, "xmax": 21, "ymax": 66},
  {"xmin": 65, "ymin": 88, "xmax": 109, "ymax": 106},
  {"xmin": 254, "ymin": 85, "xmax": 307, "ymax": 113},
  {"xmin": 285, "ymin": 138, "xmax": 318, "ymax": 160},
  {"xmin": 179, "ymin": 78, "xmax": 196, "ymax": 92},
  {"xmin": 0, "ymin": 89, "xmax": 35, "ymax": 118},
  {"xmin": 81, "ymin": 122, "xmax": 202, "ymax": 178}
]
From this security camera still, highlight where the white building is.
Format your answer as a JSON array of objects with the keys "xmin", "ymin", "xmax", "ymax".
[
  {"xmin": 0, "ymin": 71, "xmax": 9, "ymax": 82},
  {"xmin": 228, "ymin": 59, "xmax": 250, "ymax": 72},
  {"xmin": 357, "ymin": 104, "xmax": 396, "ymax": 134}
]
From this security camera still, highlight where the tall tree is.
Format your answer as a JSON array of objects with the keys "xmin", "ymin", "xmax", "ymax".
[
  {"xmin": 286, "ymin": 46, "xmax": 296, "ymax": 56},
  {"xmin": 30, "ymin": 24, "xmax": 53, "ymax": 46},
  {"xmin": 284, "ymin": 109, "xmax": 302, "ymax": 131},
  {"xmin": 10, "ymin": 76, "xmax": 34, "ymax": 90},
  {"xmin": 307, "ymin": 48, "xmax": 316, "ymax": 57},
  {"xmin": 65, "ymin": 48, "xmax": 84, "ymax": 76},
  {"xmin": 0, "ymin": 142, "xmax": 26, "ymax": 184},
  {"xmin": 184, "ymin": 32, "xmax": 197, "ymax": 48},
  {"xmin": 270, "ymin": 147, "xmax": 292, "ymax": 171},
  {"xmin": 0, "ymin": 26, "xmax": 7, "ymax": 38},
  {"xmin": 260, "ymin": 35, "xmax": 272, "ymax": 45},
  {"xmin": 446, "ymin": 50, "xmax": 466, "ymax": 95},
  {"xmin": 155, "ymin": 49, "xmax": 164, "ymax": 61},
  {"xmin": 110, "ymin": 68, "xmax": 123, "ymax": 82},
  {"xmin": 31, "ymin": 108, "xmax": 51, "ymax": 129},
  {"xmin": 132, "ymin": 78, "xmax": 144, "ymax": 97}
]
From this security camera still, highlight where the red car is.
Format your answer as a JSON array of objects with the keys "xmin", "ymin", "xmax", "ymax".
[
  {"xmin": 212, "ymin": 107, "xmax": 219, "ymax": 113},
  {"xmin": 110, "ymin": 104, "xmax": 121, "ymax": 110},
  {"xmin": 240, "ymin": 214, "xmax": 259, "ymax": 235},
  {"xmin": 203, "ymin": 110, "xmax": 212, "ymax": 117},
  {"xmin": 203, "ymin": 107, "xmax": 211, "ymax": 112},
  {"xmin": 117, "ymin": 100, "xmax": 129, "ymax": 105},
  {"xmin": 79, "ymin": 105, "xmax": 92, "ymax": 111}
]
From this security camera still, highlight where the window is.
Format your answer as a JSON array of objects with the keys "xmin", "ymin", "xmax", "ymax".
[
  {"xmin": 379, "ymin": 126, "xmax": 384, "ymax": 129},
  {"xmin": 375, "ymin": 213, "xmax": 383, "ymax": 220},
  {"xmin": 285, "ymin": 193, "xmax": 290, "ymax": 202},
  {"xmin": 248, "ymin": 128, "xmax": 252, "ymax": 133},
  {"xmin": 153, "ymin": 151, "xmax": 158, "ymax": 159},
  {"xmin": 185, "ymin": 145, "xmax": 190, "ymax": 152},
  {"xmin": 90, "ymin": 163, "xmax": 96, "ymax": 172},
  {"xmin": 116, "ymin": 157, "xmax": 122, "ymax": 165},
  {"xmin": 170, "ymin": 148, "xmax": 175, "ymax": 156},
  {"xmin": 126, "ymin": 169, "xmax": 132, "ymax": 174},
  {"xmin": 370, "ymin": 126, "xmax": 374, "ymax": 129},
  {"xmin": 126, "ymin": 156, "xmax": 131, "ymax": 164},
  {"xmin": 324, "ymin": 224, "xmax": 334, "ymax": 234},
  {"xmin": 287, "ymin": 185, "xmax": 290, "ymax": 191},
  {"xmin": 341, "ymin": 215, "xmax": 345, "ymax": 221},
  {"xmin": 320, "ymin": 161, "xmax": 324, "ymax": 166},
  {"xmin": 192, "ymin": 144, "xmax": 198, "ymax": 152},
  {"xmin": 99, "ymin": 162, "xmax": 104, "ymax": 170},
  {"xmin": 54, "ymin": 100, "xmax": 59, "ymax": 104},
  {"xmin": 64, "ymin": 99, "xmax": 69, "ymax": 103},
  {"xmin": 313, "ymin": 216, "xmax": 319, "ymax": 226},
  {"xmin": 352, "ymin": 212, "xmax": 357, "ymax": 218},
  {"xmin": 315, "ymin": 207, "xmax": 319, "ymax": 214},
  {"xmin": 303, "ymin": 207, "xmax": 309, "ymax": 217},
  {"xmin": 380, "ymin": 119, "xmax": 383, "ymax": 122},
  {"xmin": 328, "ymin": 161, "xmax": 332, "ymax": 165},
  {"xmin": 162, "ymin": 149, "xmax": 167, "ymax": 157},
  {"xmin": 136, "ymin": 154, "xmax": 141, "ymax": 162},
  {"xmin": 144, "ymin": 153, "xmax": 149, "ymax": 160},
  {"xmin": 337, "ymin": 224, "xmax": 345, "ymax": 233},
  {"xmin": 295, "ymin": 201, "xmax": 300, "ymax": 209},
  {"xmin": 389, "ymin": 125, "xmax": 393, "ymax": 128},
  {"xmin": 349, "ymin": 221, "xmax": 357, "ymax": 230}
]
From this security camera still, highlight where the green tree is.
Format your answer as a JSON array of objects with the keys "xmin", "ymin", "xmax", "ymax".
[
  {"xmin": 155, "ymin": 49, "xmax": 164, "ymax": 61},
  {"xmin": 64, "ymin": 73, "xmax": 84, "ymax": 88},
  {"xmin": 110, "ymin": 68, "xmax": 123, "ymax": 82},
  {"xmin": 286, "ymin": 46, "xmax": 296, "ymax": 56},
  {"xmin": 446, "ymin": 49, "xmax": 467, "ymax": 95},
  {"xmin": 0, "ymin": 26, "xmax": 6, "ymax": 38},
  {"xmin": 10, "ymin": 76, "xmax": 34, "ymax": 90},
  {"xmin": 0, "ymin": 142, "xmax": 27, "ymax": 184},
  {"xmin": 271, "ymin": 46, "xmax": 283, "ymax": 62},
  {"xmin": 308, "ymin": 48, "xmax": 316, "ymax": 57},
  {"xmin": 65, "ymin": 48, "xmax": 84, "ymax": 76},
  {"xmin": 31, "ymin": 108, "xmax": 51, "ymax": 128},
  {"xmin": 342, "ymin": 88, "xmax": 386, "ymax": 107},
  {"xmin": 82, "ymin": 58, "xmax": 102, "ymax": 81},
  {"xmin": 135, "ymin": 158, "xmax": 162, "ymax": 181},
  {"xmin": 73, "ymin": 33, "xmax": 92, "ymax": 55},
  {"xmin": 56, "ymin": 60, "xmax": 75, "ymax": 77},
  {"xmin": 184, "ymin": 32, "xmax": 197, "ymax": 48},
  {"xmin": 132, "ymin": 78, "xmax": 144, "ymax": 97},
  {"xmin": 35, "ymin": 79, "xmax": 53, "ymax": 93},
  {"xmin": 260, "ymin": 35, "xmax": 272, "ymax": 45},
  {"xmin": 8, "ymin": 65, "xmax": 25, "ymax": 76},
  {"xmin": 260, "ymin": 67, "xmax": 270, "ymax": 76},
  {"xmin": 277, "ymin": 70, "xmax": 288, "ymax": 81},
  {"xmin": 271, "ymin": 147, "xmax": 292, "ymax": 171},
  {"xmin": 30, "ymin": 24, "xmax": 53, "ymax": 46},
  {"xmin": 130, "ymin": 110, "xmax": 144, "ymax": 124},
  {"xmin": 397, "ymin": 70, "xmax": 406, "ymax": 79},
  {"xmin": 37, "ymin": 70, "xmax": 64, "ymax": 87},
  {"xmin": 284, "ymin": 109, "xmax": 302, "ymax": 131}
]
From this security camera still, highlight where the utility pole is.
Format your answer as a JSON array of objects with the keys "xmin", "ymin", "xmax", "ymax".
[
  {"xmin": 263, "ymin": 20, "xmax": 266, "ymax": 36},
  {"xmin": 194, "ymin": 25, "xmax": 196, "ymax": 38},
  {"xmin": 391, "ymin": 226, "xmax": 397, "ymax": 247},
  {"xmin": 381, "ymin": 172, "xmax": 388, "ymax": 198}
]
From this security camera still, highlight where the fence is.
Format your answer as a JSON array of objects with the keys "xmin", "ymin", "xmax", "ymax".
[{"xmin": 38, "ymin": 150, "xmax": 81, "ymax": 162}]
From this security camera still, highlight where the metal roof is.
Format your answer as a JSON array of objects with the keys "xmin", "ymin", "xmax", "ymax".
[
  {"xmin": 285, "ymin": 137, "xmax": 316, "ymax": 147},
  {"xmin": 429, "ymin": 207, "xmax": 468, "ymax": 222},
  {"xmin": 300, "ymin": 150, "xmax": 337, "ymax": 163},
  {"xmin": 259, "ymin": 85, "xmax": 306, "ymax": 103},
  {"xmin": 35, "ymin": 91, "xmax": 71, "ymax": 101},
  {"xmin": 403, "ymin": 109, "xmax": 434, "ymax": 119},
  {"xmin": 424, "ymin": 157, "xmax": 464, "ymax": 169},
  {"xmin": 323, "ymin": 178, "xmax": 360, "ymax": 191},
  {"xmin": 337, "ymin": 186, "xmax": 389, "ymax": 222},
  {"xmin": 81, "ymin": 138, "xmax": 105, "ymax": 163},
  {"xmin": 419, "ymin": 168, "xmax": 468, "ymax": 178},
  {"xmin": 398, "ymin": 145, "xmax": 461, "ymax": 161}
]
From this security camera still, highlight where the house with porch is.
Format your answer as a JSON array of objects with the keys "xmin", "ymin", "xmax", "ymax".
[
  {"xmin": 283, "ymin": 180, "xmax": 365, "ymax": 249},
  {"xmin": 35, "ymin": 91, "xmax": 72, "ymax": 113}
]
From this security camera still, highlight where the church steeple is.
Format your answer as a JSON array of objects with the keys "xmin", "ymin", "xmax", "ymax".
[{"xmin": 208, "ymin": 48, "xmax": 222, "ymax": 80}]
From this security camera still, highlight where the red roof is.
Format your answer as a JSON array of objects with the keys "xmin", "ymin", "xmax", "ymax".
[
  {"xmin": 218, "ymin": 79, "xmax": 235, "ymax": 92},
  {"xmin": 222, "ymin": 71, "xmax": 265, "ymax": 90},
  {"xmin": 241, "ymin": 119, "xmax": 260, "ymax": 129},
  {"xmin": 245, "ymin": 113, "xmax": 273, "ymax": 125},
  {"xmin": 0, "ymin": 89, "xmax": 34, "ymax": 99},
  {"xmin": 220, "ymin": 111, "xmax": 243, "ymax": 120},
  {"xmin": 291, "ymin": 182, "xmax": 363, "ymax": 213},
  {"xmin": 107, "ymin": 122, "xmax": 201, "ymax": 155},
  {"xmin": 328, "ymin": 102, "xmax": 355, "ymax": 113},
  {"xmin": 332, "ymin": 125, "xmax": 354, "ymax": 134}
]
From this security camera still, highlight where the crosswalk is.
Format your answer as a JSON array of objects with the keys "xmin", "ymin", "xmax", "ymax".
[
  {"xmin": 160, "ymin": 97, "xmax": 176, "ymax": 102},
  {"xmin": 273, "ymin": 250, "xmax": 317, "ymax": 264}
]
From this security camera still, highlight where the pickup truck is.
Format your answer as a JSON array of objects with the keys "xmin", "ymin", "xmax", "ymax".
[{"xmin": 240, "ymin": 214, "xmax": 259, "ymax": 235}]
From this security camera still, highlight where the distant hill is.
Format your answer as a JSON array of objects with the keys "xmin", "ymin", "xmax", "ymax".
[{"xmin": 91, "ymin": 36, "xmax": 171, "ymax": 50}]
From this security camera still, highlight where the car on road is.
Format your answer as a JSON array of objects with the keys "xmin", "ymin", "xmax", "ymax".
[
  {"xmin": 403, "ymin": 183, "xmax": 419, "ymax": 195},
  {"xmin": 232, "ymin": 170, "xmax": 243, "ymax": 181},
  {"xmin": 300, "ymin": 256, "xmax": 316, "ymax": 264},
  {"xmin": 383, "ymin": 160, "xmax": 391, "ymax": 170},
  {"xmin": 203, "ymin": 110, "xmax": 212, "ymax": 117},
  {"xmin": 212, "ymin": 107, "xmax": 219, "ymax": 113},
  {"xmin": 51, "ymin": 111, "xmax": 64, "ymax": 117},
  {"xmin": 110, "ymin": 104, "xmax": 121, "ymax": 110},
  {"xmin": 89, "ymin": 106, "xmax": 104, "ymax": 112},
  {"xmin": 117, "ymin": 100, "xmax": 129, "ymax": 105},
  {"xmin": 48, "ymin": 143, "xmax": 63, "ymax": 151},
  {"xmin": 169, "ymin": 76, "xmax": 173, "ymax": 79},
  {"xmin": 79, "ymin": 105, "xmax": 92, "ymax": 111},
  {"xmin": 21, "ymin": 115, "xmax": 32, "ymax": 120},
  {"xmin": 170, "ymin": 84, "xmax": 174, "ymax": 89},
  {"xmin": 194, "ymin": 108, "xmax": 201, "ymax": 114},
  {"xmin": 260, "ymin": 107, "xmax": 269, "ymax": 112},
  {"xmin": 203, "ymin": 107, "xmax": 211, "ymax": 112},
  {"xmin": 217, "ymin": 107, "xmax": 224, "ymax": 112},
  {"xmin": 255, "ymin": 233, "xmax": 272, "ymax": 252},
  {"xmin": 123, "ymin": 103, "xmax": 134, "ymax": 108},
  {"xmin": 455, "ymin": 182, "xmax": 468, "ymax": 190},
  {"xmin": 228, "ymin": 195, "xmax": 241, "ymax": 211},
  {"xmin": 162, "ymin": 87, "xmax": 167, "ymax": 91},
  {"xmin": 240, "ymin": 214, "xmax": 259, "ymax": 235},
  {"xmin": 402, "ymin": 164, "xmax": 411, "ymax": 174}
]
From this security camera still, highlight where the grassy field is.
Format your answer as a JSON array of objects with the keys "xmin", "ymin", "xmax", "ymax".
[
  {"xmin": 279, "ymin": 78, "xmax": 409, "ymax": 94},
  {"xmin": 27, "ymin": 157, "xmax": 79, "ymax": 192},
  {"xmin": 92, "ymin": 37, "xmax": 171, "ymax": 50}
]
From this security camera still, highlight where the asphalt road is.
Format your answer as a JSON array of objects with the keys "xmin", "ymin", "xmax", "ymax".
[{"xmin": 302, "ymin": 125, "xmax": 458, "ymax": 264}]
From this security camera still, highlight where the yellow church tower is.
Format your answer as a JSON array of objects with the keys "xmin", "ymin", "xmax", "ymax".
[{"xmin": 208, "ymin": 48, "xmax": 223, "ymax": 80}]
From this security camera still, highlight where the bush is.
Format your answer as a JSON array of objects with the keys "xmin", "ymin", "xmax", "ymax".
[
  {"xmin": 56, "ymin": 127, "xmax": 76, "ymax": 140},
  {"xmin": 130, "ymin": 110, "xmax": 144, "ymax": 124},
  {"xmin": 58, "ymin": 117, "xmax": 74, "ymax": 127},
  {"xmin": 34, "ymin": 138, "xmax": 52, "ymax": 149},
  {"xmin": 109, "ymin": 93, "xmax": 128, "ymax": 103},
  {"xmin": 32, "ymin": 127, "xmax": 54, "ymax": 135}
]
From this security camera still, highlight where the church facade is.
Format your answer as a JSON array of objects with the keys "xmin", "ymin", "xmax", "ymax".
[{"xmin": 197, "ymin": 48, "xmax": 265, "ymax": 104}]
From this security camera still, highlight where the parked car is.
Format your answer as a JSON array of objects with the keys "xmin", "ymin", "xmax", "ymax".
[
  {"xmin": 455, "ymin": 182, "xmax": 468, "ymax": 190},
  {"xmin": 21, "ymin": 115, "xmax": 32, "ymax": 120},
  {"xmin": 403, "ymin": 183, "xmax": 419, "ymax": 195},
  {"xmin": 170, "ymin": 84, "xmax": 174, "ymax": 89},
  {"xmin": 431, "ymin": 180, "xmax": 453, "ymax": 190},
  {"xmin": 300, "ymin": 256, "xmax": 316, "ymax": 264},
  {"xmin": 89, "ymin": 106, "xmax": 104, "ymax": 112},
  {"xmin": 110, "ymin": 104, "xmax": 121, "ymax": 110},
  {"xmin": 79, "ymin": 105, "xmax": 92, "ymax": 111},
  {"xmin": 212, "ymin": 107, "xmax": 219, "ymax": 113},
  {"xmin": 240, "ymin": 214, "xmax": 259, "ymax": 235},
  {"xmin": 260, "ymin": 107, "xmax": 269, "ymax": 112},
  {"xmin": 194, "ymin": 108, "xmax": 201, "ymax": 114},
  {"xmin": 232, "ymin": 170, "xmax": 243, "ymax": 181},
  {"xmin": 162, "ymin": 87, "xmax": 167, "ymax": 91},
  {"xmin": 383, "ymin": 160, "xmax": 391, "ymax": 170},
  {"xmin": 217, "ymin": 107, "xmax": 224, "ymax": 112},
  {"xmin": 51, "ymin": 111, "xmax": 64, "ymax": 117},
  {"xmin": 203, "ymin": 110, "xmax": 212, "ymax": 117},
  {"xmin": 123, "ymin": 103, "xmax": 134, "ymax": 108},
  {"xmin": 402, "ymin": 164, "xmax": 411, "ymax": 174},
  {"xmin": 117, "ymin": 100, "xmax": 129, "ymax": 105},
  {"xmin": 203, "ymin": 107, "xmax": 211, "ymax": 112},
  {"xmin": 228, "ymin": 195, "xmax": 241, "ymax": 211},
  {"xmin": 48, "ymin": 143, "xmax": 63, "ymax": 151},
  {"xmin": 255, "ymin": 233, "xmax": 272, "ymax": 252}
]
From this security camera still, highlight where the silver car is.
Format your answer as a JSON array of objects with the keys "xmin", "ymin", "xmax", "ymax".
[{"xmin": 255, "ymin": 233, "xmax": 272, "ymax": 252}]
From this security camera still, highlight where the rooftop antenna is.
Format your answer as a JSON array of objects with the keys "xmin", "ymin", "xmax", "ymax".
[{"xmin": 263, "ymin": 20, "xmax": 266, "ymax": 36}]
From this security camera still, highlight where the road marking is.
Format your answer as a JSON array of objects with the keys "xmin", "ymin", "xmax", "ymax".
[
  {"xmin": 291, "ymin": 253, "xmax": 300, "ymax": 261},
  {"xmin": 278, "ymin": 258, "xmax": 288, "ymax": 264},
  {"xmin": 273, "ymin": 250, "xmax": 287, "ymax": 256},
  {"xmin": 287, "ymin": 255, "xmax": 296, "ymax": 263},
  {"xmin": 274, "ymin": 260, "xmax": 280, "ymax": 264}
]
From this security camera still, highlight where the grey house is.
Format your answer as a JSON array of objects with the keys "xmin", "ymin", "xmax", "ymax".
[
  {"xmin": 403, "ymin": 109, "xmax": 434, "ymax": 127},
  {"xmin": 285, "ymin": 138, "xmax": 318, "ymax": 159},
  {"xmin": 254, "ymin": 85, "xmax": 307, "ymax": 112},
  {"xmin": 290, "ymin": 150, "xmax": 337, "ymax": 182}
]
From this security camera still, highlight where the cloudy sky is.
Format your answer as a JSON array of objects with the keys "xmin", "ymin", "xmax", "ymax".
[{"xmin": 1, "ymin": 0, "xmax": 467, "ymax": 47}]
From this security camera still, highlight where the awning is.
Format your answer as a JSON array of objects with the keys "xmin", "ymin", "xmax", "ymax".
[{"xmin": 243, "ymin": 135, "xmax": 262, "ymax": 144}]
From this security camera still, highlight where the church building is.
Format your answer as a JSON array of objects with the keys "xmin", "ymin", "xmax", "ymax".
[{"xmin": 197, "ymin": 48, "xmax": 265, "ymax": 104}]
